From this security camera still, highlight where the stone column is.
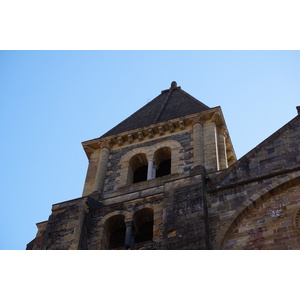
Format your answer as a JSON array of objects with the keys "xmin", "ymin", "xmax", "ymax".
[
  {"xmin": 147, "ymin": 158, "xmax": 154, "ymax": 180},
  {"xmin": 152, "ymin": 164, "xmax": 157, "ymax": 179},
  {"xmin": 192, "ymin": 117, "xmax": 204, "ymax": 167},
  {"xmin": 124, "ymin": 221, "xmax": 133, "ymax": 249},
  {"xmin": 218, "ymin": 126, "xmax": 228, "ymax": 170},
  {"xmin": 204, "ymin": 121, "xmax": 220, "ymax": 172},
  {"xmin": 93, "ymin": 140, "xmax": 111, "ymax": 193}
]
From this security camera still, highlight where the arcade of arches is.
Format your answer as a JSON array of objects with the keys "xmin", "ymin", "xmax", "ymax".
[{"xmin": 103, "ymin": 208, "xmax": 154, "ymax": 250}]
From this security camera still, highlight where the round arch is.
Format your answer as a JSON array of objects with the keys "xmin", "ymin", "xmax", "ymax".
[
  {"xmin": 154, "ymin": 147, "xmax": 172, "ymax": 178},
  {"xmin": 132, "ymin": 207, "xmax": 154, "ymax": 243},
  {"xmin": 117, "ymin": 140, "xmax": 183, "ymax": 187},
  {"xmin": 128, "ymin": 153, "xmax": 148, "ymax": 184},
  {"xmin": 95, "ymin": 210, "xmax": 131, "ymax": 250},
  {"xmin": 214, "ymin": 172, "xmax": 300, "ymax": 249},
  {"xmin": 103, "ymin": 214, "xmax": 126, "ymax": 249}
]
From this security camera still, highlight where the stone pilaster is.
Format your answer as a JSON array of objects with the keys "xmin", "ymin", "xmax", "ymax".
[
  {"xmin": 192, "ymin": 116, "xmax": 204, "ymax": 167},
  {"xmin": 204, "ymin": 122, "xmax": 219, "ymax": 172},
  {"xmin": 218, "ymin": 126, "xmax": 228, "ymax": 170},
  {"xmin": 93, "ymin": 140, "xmax": 111, "ymax": 193}
]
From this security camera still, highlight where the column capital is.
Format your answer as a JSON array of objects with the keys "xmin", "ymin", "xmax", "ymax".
[
  {"xmin": 125, "ymin": 220, "xmax": 133, "ymax": 227},
  {"xmin": 211, "ymin": 111, "xmax": 222, "ymax": 125},
  {"xmin": 191, "ymin": 115, "xmax": 204, "ymax": 126},
  {"xmin": 98, "ymin": 140, "xmax": 112, "ymax": 150},
  {"xmin": 94, "ymin": 140, "xmax": 111, "ymax": 193}
]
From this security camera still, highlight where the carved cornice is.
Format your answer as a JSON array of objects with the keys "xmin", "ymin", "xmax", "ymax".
[
  {"xmin": 138, "ymin": 131, "xmax": 144, "ymax": 141},
  {"xmin": 82, "ymin": 143, "xmax": 100, "ymax": 159},
  {"xmin": 83, "ymin": 145, "xmax": 94, "ymax": 157},
  {"xmin": 158, "ymin": 126, "xmax": 164, "ymax": 135},
  {"xmin": 127, "ymin": 134, "xmax": 134, "ymax": 143},
  {"xmin": 117, "ymin": 136, "xmax": 124, "ymax": 146},
  {"xmin": 179, "ymin": 120, "xmax": 185, "ymax": 130},
  {"xmin": 107, "ymin": 119, "xmax": 186, "ymax": 147},
  {"xmin": 219, "ymin": 125, "xmax": 229, "ymax": 137},
  {"xmin": 168, "ymin": 123, "xmax": 175, "ymax": 132},
  {"xmin": 148, "ymin": 128, "xmax": 154, "ymax": 138},
  {"xmin": 82, "ymin": 107, "xmax": 236, "ymax": 160}
]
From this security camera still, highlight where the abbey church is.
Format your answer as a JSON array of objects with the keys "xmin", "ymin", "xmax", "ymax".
[{"xmin": 27, "ymin": 82, "xmax": 300, "ymax": 250}]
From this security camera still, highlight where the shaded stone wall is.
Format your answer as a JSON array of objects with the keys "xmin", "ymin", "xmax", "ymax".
[{"xmin": 161, "ymin": 175, "xmax": 207, "ymax": 249}]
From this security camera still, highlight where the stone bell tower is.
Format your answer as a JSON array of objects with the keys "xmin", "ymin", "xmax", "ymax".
[{"xmin": 27, "ymin": 81, "xmax": 236, "ymax": 250}]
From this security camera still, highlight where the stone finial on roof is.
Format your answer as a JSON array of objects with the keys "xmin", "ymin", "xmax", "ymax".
[{"xmin": 171, "ymin": 81, "xmax": 177, "ymax": 89}]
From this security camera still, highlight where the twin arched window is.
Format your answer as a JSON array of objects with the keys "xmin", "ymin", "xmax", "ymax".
[
  {"xmin": 103, "ymin": 208, "xmax": 154, "ymax": 249},
  {"xmin": 128, "ymin": 147, "xmax": 172, "ymax": 184}
]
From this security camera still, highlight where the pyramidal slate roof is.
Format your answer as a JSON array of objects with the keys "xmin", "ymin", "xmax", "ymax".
[{"xmin": 101, "ymin": 81, "xmax": 210, "ymax": 138}]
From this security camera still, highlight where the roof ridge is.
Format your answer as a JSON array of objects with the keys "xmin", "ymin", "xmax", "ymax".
[{"xmin": 152, "ymin": 88, "xmax": 174, "ymax": 123}]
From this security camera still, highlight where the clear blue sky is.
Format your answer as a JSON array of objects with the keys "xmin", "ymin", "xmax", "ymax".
[{"xmin": 1, "ymin": 50, "xmax": 299, "ymax": 250}]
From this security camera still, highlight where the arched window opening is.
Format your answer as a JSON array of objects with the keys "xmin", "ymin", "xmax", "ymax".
[
  {"xmin": 133, "ymin": 165, "xmax": 148, "ymax": 183},
  {"xmin": 103, "ymin": 215, "xmax": 126, "ymax": 249},
  {"xmin": 154, "ymin": 147, "xmax": 172, "ymax": 178},
  {"xmin": 128, "ymin": 153, "xmax": 148, "ymax": 184},
  {"xmin": 156, "ymin": 159, "xmax": 171, "ymax": 178},
  {"xmin": 133, "ymin": 208, "xmax": 154, "ymax": 244}
]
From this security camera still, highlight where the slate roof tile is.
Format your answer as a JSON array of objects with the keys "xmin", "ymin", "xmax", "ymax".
[{"xmin": 101, "ymin": 83, "xmax": 210, "ymax": 138}]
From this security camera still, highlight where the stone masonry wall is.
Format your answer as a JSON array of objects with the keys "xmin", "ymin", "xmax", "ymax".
[
  {"xmin": 28, "ymin": 115, "xmax": 299, "ymax": 250},
  {"xmin": 223, "ymin": 184, "xmax": 300, "ymax": 249},
  {"xmin": 211, "ymin": 115, "xmax": 299, "ymax": 190},
  {"xmin": 34, "ymin": 197, "xmax": 87, "ymax": 250},
  {"xmin": 104, "ymin": 131, "xmax": 194, "ymax": 195},
  {"xmin": 208, "ymin": 115, "xmax": 300, "ymax": 249},
  {"xmin": 161, "ymin": 174, "xmax": 207, "ymax": 249},
  {"xmin": 83, "ymin": 172, "xmax": 207, "ymax": 250}
]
